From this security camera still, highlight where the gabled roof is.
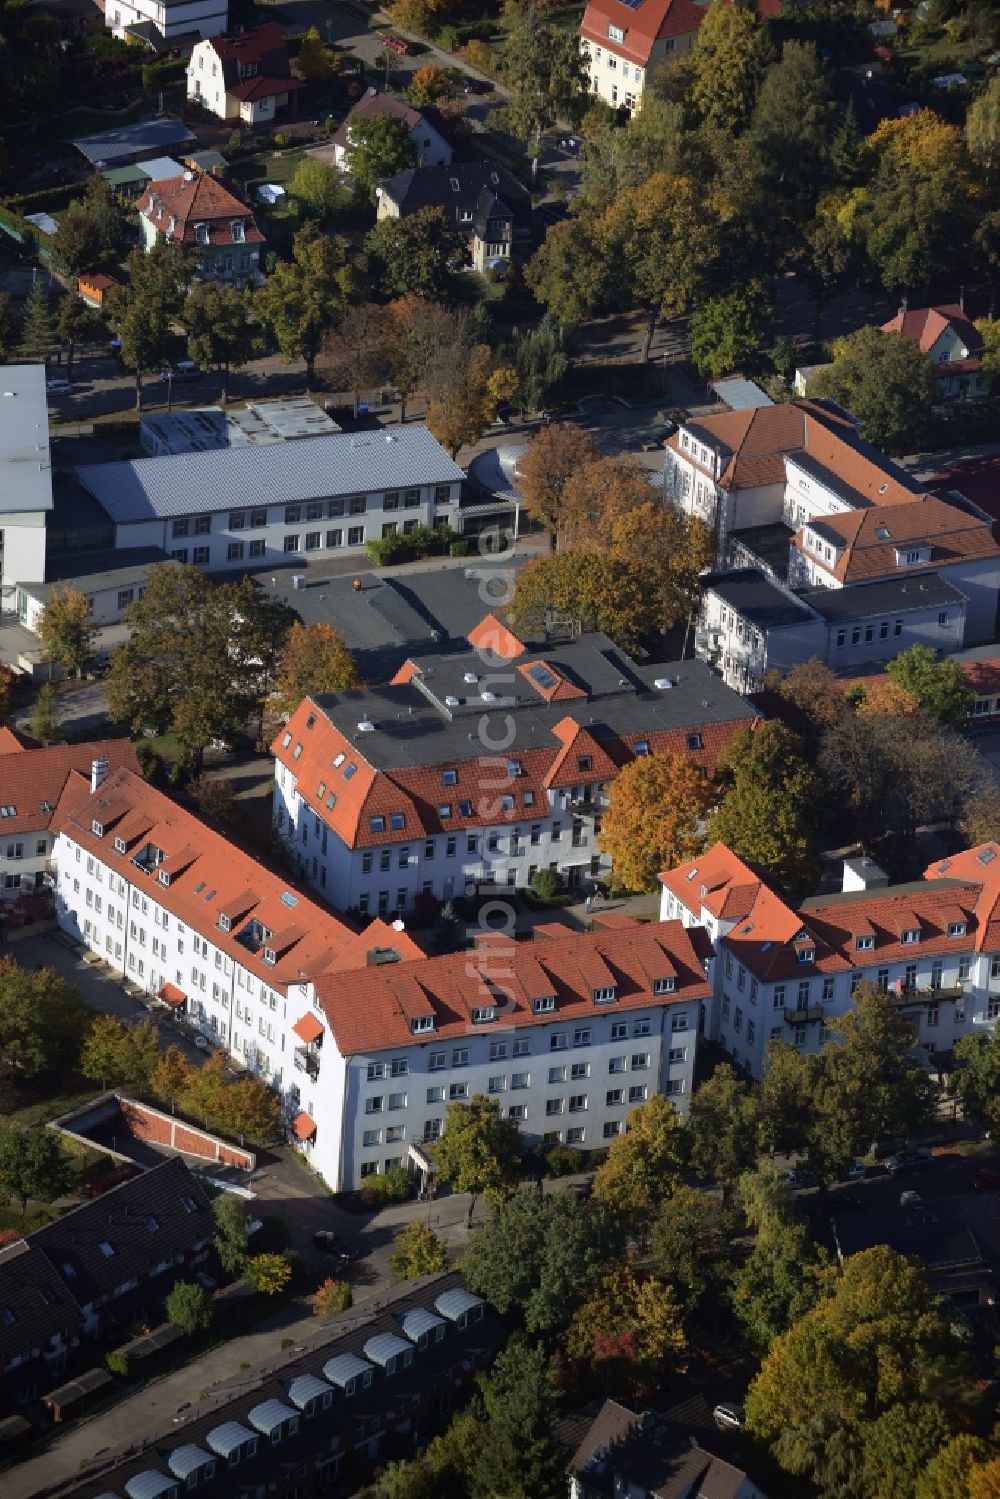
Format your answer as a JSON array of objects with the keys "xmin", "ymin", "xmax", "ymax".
[
  {"xmin": 467, "ymin": 612, "xmax": 525, "ymax": 661},
  {"xmin": 312, "ymin": 919, "xmax": 711, "ymax": 1054},
  {"xmin": 0, "ymin": 738, "xmax": 139, "ymax": 837},
  {"xmin": 378, "ymin": 163, "xmax": 530, "ymax": 230},
  {"xmin": 667, "ymin": 399, "xmax": 853, "ymax": 492},
  {"xmin": 332, "ymin": 88, "xmax": 433, "ymax": 151},
  {"xmin": 881, "ymin": 303, "xmax": 983, "ymax": 367},
  {"xmin": 137, "ymin": 171, "xmax": 264, "ymax": 248},
  {"xmin": 793, "ymin": 495, "xmax": 1000, "ymax": 584},
  {"xmin": 0, "ymin": 1243, "xmax": 84, "ymax": 1369},
  {"xmin": 228, "ymin": 74, "xmax": 304, "ymax": 102},
  {"xmin": 579, "ymin": 0, "xmax": 779, "ymax": 66}
]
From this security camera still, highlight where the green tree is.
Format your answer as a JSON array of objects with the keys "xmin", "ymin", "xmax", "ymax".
[
  {"xmin": 0, "ymin": 957, "xmax": 87, "ymax": 1077},
  {"xmin": 525, "ymin": 218, "xmax": 605, "ymax": 333},
  {"xmin": 599, "ymin": 751, "xmax": 712, "ymax": 891},
  {"xmin": 592, "ymin": 1095, "xmax": 684, "ymax": 1235},
  {"xmin": 861, "ymin": 1403, "xmax": 954, "ymax": 1499},
  {"xmin": 885, "ymin": 643, "xmax": 974, "ymax": 728},
  {"xmin": 221, "ymin": 1076, "xmax": 280, "ymax": 1146},
  {"xmin": 287, "ymin": 155, "xmax": 348, "ymax": 222},
  {"xmin": 245, "ymin": 1251, "xmax": 292, "ymax": 1295},
  {"xmin": 38, "ymin": 583, "xmax": 96, "ymax": 679},
  {"xmin": 56, "ymin": 293, "xmax": 104, "ymax": 381},
  {"xmin": 388, "ymin": 1219, "xmax": 450, "ymax": 1282},
  {"xmin": 181, "ymin": 1053, "xmax": 229, "ymax": 1130},
  {"xmin": 688, "ymin": 280, "xmax": 772, "ymax": 378},
  {"xmin": 811, "ymin": 326, "xmax": 937, "ymax": 454},
  {"xmin": 295, "ymin": 25, "xmax": 335, "ymax": 83},
  {"xmin": 748, "ymin": 41, "xmax": 835, "ymax": 227},
  {"xmin": 689, "ymin": 0, "xmax": 772, "ymax": 132},
  {"xmin": 746, "ymin": 1246, "xmax": 950, "ymax": 1492},
  {"xmin": 916, "ymin": 1436, "xmax": 996, "ymax": 1499},
  {"xmin": 968, "ymin": 73, "xmax": 1000, "ymax": 180},
  {"xmin": 30, "ymin": 681, "xmax": 59, "ymax": 744},
  {"xmin": 0, "ymin": 292, "xmax": 19, "ymax": 360},
  {"xmin": 563, "ymin": 1264, "xmax": 688, "ymax": 1402},
  {"xmin": 512, "ymin": 316, "xmax": 567, "ymax": 414},
  {"xmin": 80, "ymin": 1015, "xmax": 159, "ymax": 1093},
  {"xmin": 496, "ymin": 15, "xmax": 585, "ymax": 160},
  {"xmin": 954, "ymin": 1029, "xmax": 1000, "ymax": 1134},
  {"xmin": 189, "ymin": 773, "xmax": 238, "ymax": 828},
  {"xmin": 107, "ymin": 242, "xmax": 192, "ymax": 410},
  {"xmin": 182, "ymin": 282, "xmax": 256, "ymax": 404},
  {"xmin": 0, "ymin": 1127, "xmax": 72, "ymax": 1214},
  {"xmin": 151, "ymin": 1044, "xmax": 191, "ymax": 1111},
  {"xmin": 365, "ymin": 207, "xmax": 465, "ymax": 300},
  {"xmin": 212, "ymin": 1192, "xmax": 251, "ymax": 1276},
  {"xmin": 435, "ymin": 1098, "xmax": 522, "ymax": 1224},
  {"xmin": 474, "ymin": 1336, "xmax": 567, "ymax": 1499},
  {"xmin": 345, "ymin": 112, "xmax": 417, "ymax": 203},
  {"xmin": 650, "ymin": 1185, "xmax": 728, "ymax": 1319},
  {"xmin": 728, "ymin": 1166, "xmax": 826, "ymax": 1349},
  {"xmin": 255, "ymin": 225, "xmax": 356, "ymax": 384},
  {"xmin": 51, "ymin": 206, "xmax": 103, "ymax": 278},
  {"xmin": 686, "ymin": 1063, "xmax": 759, "ymax": 1191},
  {"xmin": 464, "ymin": 1187, "xmax": 622, "ymax": 1332},
  {"xmin": 166, "ymin": 1278, "xmax": 213, "ymax": 1336},
  {"xmin": 19, "ymin": 285, "xmax": 55, "ymax": 362},
  {"xmin": 708, "ymin": 721, "xmax": 820, "ymax": 896}
]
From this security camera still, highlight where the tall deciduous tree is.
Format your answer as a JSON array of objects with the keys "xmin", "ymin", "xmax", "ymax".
[
  {"xmin": 288, "ymin": 155, "xmax": 349, "ymax": 222},
  {"xmin": 365, "ymin": 207, "xmax": 465, "ymax": 299},
  {"xmin": 591, "ymin": 1095, "xmax": 684, "ymax": 1235},
  {"xmin": 748, "ymin": 41, "xmax": 835, "ymax": 228},
  {"xmin": 497, "ymin": 14, "xmax": 585, "ymax": 161},
  {"xmin": 861, "ymin": 1403, "xmax": 954, "ymax": 1499},
  {"xmin": 383, "ymin": 296, "xmax": 460, "ymax": 421},
  {"xmin": 525, "ymin": 218, "xmax": 605, "ymax": 332},
  {"xmin": 166, "ymin": 1279, "xmax": 213, "ymax": 1335},
  {"xmin": 885, "ymin": 643, "xmax": 974, "ymax": 727},
  {"xmin": 182, "ymin": 282, "xmax": 257, "ymax": 404},
  {"xmin": 151, "ymin": 1045, "xmax": 191, "ymax": 1111},
  {"xmin": 811, "ymin": 327, "xmax": 936, "ymax": 454},
  {"xmin": 650, "ymin": 1185, "xmax": 728, "ymax": 1319},
  {"xmin": 563, "ymin": 1264, "xmax": 687, "ymax": 1400},
  {"xmin": 434, "ymin": 1096, "xmax": 522, "ymax": 1223},
  {"xmin": 388, "ymin": 1219, "xmax": 450, "ymax": 1282},
  {"xmin": 728, "ymin": 1165, "xmax": 826, "ymax": 1349},
  {"xmin": 688, "ymin": 279, "xmax": 772, "ymax": 377},
  {"xmin": 599, "ymin": 751, "xmax": 713, "ymax": 891},
  {"xmin": 0, "ymin": 957, "xmax": 87, "ymax": 1078},
  {"xmin": 255, "ymin": 225, "xmax": 356, "ymax": 384},
  {"xmin": 686, "ymin": 1062, "xmax": 759, "ymax": 1191},
  {"xmin": 916, "ymin": 1437, "xmax": 996, "ymax": 1499},
  {"xmin": 269, "ymin": 621, "xmax": 360, "ymax": 725},
  {"xmin": 762, "ymin": 657, "xmax": 848, "ymax": 751},
  {"xmin": 212, "ymin": 1191, "xmax": 251, "ymax": 1275},
  {"xmin": 319, "ymin": 301, "xmax": 391, "ymax": 415},
  {"xmin": 345, "ymin": 112, "xmax": 417, "ymax": 203},
  {"xmin": 423, "ymin": 338, "xmax": 497, "ymax": 457},
  {"xmin": 512, "ymin": 315, "xmax": 567, "ymax": 414},
  {"xmin": 515, "ymin": 423, "xmax": 601, "ymax": 539},
  {"xmin": 0, "ymin": 1127, "xmax": 72, "ymax": 1213},
  {"xmin": 708, "ymin": 721, "xmax": 820, "ymax": 896},
  {"xmin": 56, "ymin": 293, "xmax": 104, "ymax": 381},
  {"xmin": 80, "ymin": 1015, "xmax": 160, "ymax": 1093},
  {"xmin": 38, "ymin": 584, "xmax": 96, "ymax": 679},
  {"xmin": 107, "ymin": 242, "xmax": 192, "ymax": 409},
  {"xmin": 953, "ymin": 1029, "xmax": 1000, "ymax": 1134},
  {"xmin": 689, "ymin": 0, "xmax": 772, "ymax": 132},
  {"xmin": 510, "ymin": 550, "xmax": 653, "ymax": 650}
]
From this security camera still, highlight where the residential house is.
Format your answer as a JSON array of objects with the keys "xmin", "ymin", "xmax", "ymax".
[
  {"xmin": 0, "ymin": 739, "xmax": 139, "ymax": 906},
  {"xmin": 187, "ymin": 25, "xmax": 304, "ymax": 124},
  {"xmin": 0, "ymin": 1245, "xmax": 84, "ymax": 1403},
  {"xmin": 697, "ymin": 567, "xmax": 968, "ymax": 693},
  {"xmin": 305, "ymin": 916, "xmax": 711, "ymax": 1189},
  {"xmin": 660, "ymin": 840, "xmax": 1000, "ymax": 1080},
  {"xmin": 567, "ymin": 1394, "xmax": 769, "ymax": 1499},
  {"xmin": 330, "ymin": 88, "xmax": 452, "ymax": 172},
  {"xmin": 62, "ymin": 1271, "xmax": 502, "ymax": 1499},
  {"xmin": 579, "ymin": 0, "xmax": 780, "ymax": 113},
  {"xmin": 833, "ymin": 1199, "xmax": 994, "ymax": 1309},
  {"xmin": 104, "ymin": 0, "xmax": 228, "ymax": 47},
  {"xmin": 137, "ymin": 169, "xmax": 265, "ymax": 286},
  {"xmin": 74, "ymin": 425, "xmax": 465, "ymax": 572},
  {"xmin": 76, "ymin": 271, "xmax": 120, "ymax": 309},
  {"xmin": 0, "ymin": 363, "xmax": 53, "ymax": 603},
  {"xmin": 270, "ymin": 615, "xmax": 757, "ymax": 913},
  {"xmin": 376, "ymin": 163, "xmax": 530, "ymax": 273},
  {"xmin": 881, "ymin": 303, "xmax": 989, "ymax": 400}
]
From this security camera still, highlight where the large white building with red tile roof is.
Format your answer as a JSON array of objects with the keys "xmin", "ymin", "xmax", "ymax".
[
  {"xmin": 308, "ymin": 918, "xmax": 712, "ymax": 1187},
  {"xmin": 271, "ymin": 619, "xmax": 757, "ymax": 916},
  {"xmin": 660, "ymin": 841, "xmax": 1000, "ymax": 1078}
]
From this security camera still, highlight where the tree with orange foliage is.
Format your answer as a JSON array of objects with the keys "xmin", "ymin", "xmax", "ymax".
[
  {"xmin": 968, "ymin": 1456, "xmax": 1000, "ymax": 1499},
  {"xmin": 599, "ymin": 752, "xmax": 713, "ymax": 892},
  {"xmin": 854, "ymin": 676, "xmax": 920, "ymax": 718},
  {"xmin": 515, "ymin": 423, "xmax": 601, "ymax": 540},
  {"xmin": 270, "ymin": 622, "xmax": 360, "ymax": 725},
  {"xmin": 408, "ymin": 62, "xmax": 452, "ymax": 106}
]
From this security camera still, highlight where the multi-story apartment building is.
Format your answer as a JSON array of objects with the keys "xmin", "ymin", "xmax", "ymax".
[
  {"xmin": 271, "ymin": 615, "xmax": 757, "ymax": 914},
  {"xmin": 305, "ymin": 918, "xmax": 712, "ymax": 1189},
  {"xmin": 75, "ymin": 425, "xmax": 465, "ymax": 575},
  {"xmin": 0, "ymin": 363, "xmax": 52, "ymax": 604},
  {"xmin": 105, "ymin": 0, "xmax": 227, "ymax": 46},
  {"xmin": 660, "ymin": 840, "xmax": 1000, "ymax": 1079},
  {"xmin": 51, "ymin": 763, "xmax": 422, "ymax": 1132},
  {"xmin": 0, "ymin": 738, "xmax": 139, "ymax": 906}
]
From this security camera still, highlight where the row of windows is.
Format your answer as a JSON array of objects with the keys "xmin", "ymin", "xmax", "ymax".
[
  {"xmin": 168, "ymin": 489, "xmax": 450, "ymax": 541},
  {"xmin": 835, "ymin": 618, "xmax": 916, "ymax": 649},
  {"xmin": 3, "ymin": 839, "xmax": 46, "ymax": 860}
]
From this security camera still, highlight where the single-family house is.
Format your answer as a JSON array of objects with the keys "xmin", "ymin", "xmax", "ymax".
[
  {"xmin": 880, "ymin": 304, "xmax": 989, "ymax": 400},
  {"xmin": 376, "ymin": 163, "xmax": 530, "ymax": 273},
  {"xmin": 137, "ymin": 169, "xmax": 264, "ymax": 285},
  {"xmin": 331, "ymin": 88, "xmax": 452, "ymax": 172},
  {"xmin": 187, "ymin": 24, "xmax": 304, "ymax": 124}
]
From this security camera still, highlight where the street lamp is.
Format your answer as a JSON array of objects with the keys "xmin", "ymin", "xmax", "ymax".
[{"xmin": 164, "ymin": 369, "xmax": 174, "ymax": 412}]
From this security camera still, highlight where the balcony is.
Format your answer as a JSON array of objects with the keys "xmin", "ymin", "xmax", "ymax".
[
  {"xmin": 294, "ymin": 1046, "xmax": 320, "ymax": 1080},
  {"xmin": 784, "ymin": 1006, "xmax": 824, "ymax": 1025},
  {"xmin": 888, "ymin": 983, "xmax": 965, "ymax": 1007}
]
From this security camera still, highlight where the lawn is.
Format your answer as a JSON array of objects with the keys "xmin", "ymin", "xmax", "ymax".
[
  {"xmin": 228, "ymin": 149, "xmax": 309, "ymax": 196},
  {"xmin": 0, "ymin": 1073, "xmax": 101, "ymax": 1133}
]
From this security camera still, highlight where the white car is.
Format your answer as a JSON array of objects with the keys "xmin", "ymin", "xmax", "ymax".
[
  {"xmin": 713, "ymin": 1403, "xmax": 746, "ymax": 1431},
  {"xmin": 193, "ymin": 1034, "xmax": 211, "ymax": 1052},
  {"xmin": 46, "ymin": 377, "xmax": 72, "ymax": 394}
]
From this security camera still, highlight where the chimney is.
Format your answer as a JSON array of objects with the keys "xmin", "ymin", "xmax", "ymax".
[{"xmin": 91, "ymin": 757, "xmax": 110, "ymax": 793}]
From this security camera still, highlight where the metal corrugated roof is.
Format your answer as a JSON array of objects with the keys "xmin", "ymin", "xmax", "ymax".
[
  {"xmin": 247, "ymin": 1398, "xmax": 297, "ymax": 1433},
  {"xmin": 322, "ymin": 1351, "xmax": 372, "ymax": 1386},
  {"xmin": 711, "ymin": 377, "xmax": 774, "ymax": 411},
  {"xmin": 205, "ymin": 1421, "xmax": 256, "ymax": 1456},
  {"xmin": 166, "ymin": 1445, "xmax": 214, "ymax": 1480},
  {"xmin": 0, "ymin": 364, "xmax": 53, "ymax": 519},
  {"xmin": 285, "ymin": 1372, "xmax": 332, "ymax": 1408},
  {"xmin": 75, "ymin": 426, "xmax": 465, "ymax": 523},
  {"xmin": 363, "ymin": 1330, "xmax": 411, "ymax": 1365},
  {"xmin": 434, "ymin": 1287, "xmax": 483, "ymax": 1320},
  {"xmin": 398, "ymin": 1306, "xmax": 445, "ymax": 1342},
  {"xmin": 123, "ymin": 1471, "xmax": 178, "ymax": 1499}
]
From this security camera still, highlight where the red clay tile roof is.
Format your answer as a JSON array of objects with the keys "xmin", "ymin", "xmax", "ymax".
[
  {"xmin": 228, "ymin": 74, "xmax": 303, "ymax": 102},
  {"xmin": 467, "ymin": 612, "xmax": 525, "ymax": 661},
  {"xmin": 666, "ymin": 400, "xmax": 855, "ymax": 493},
  {"xmin": 138, "ymin": 172, "xmax": 264, "ymax": 249},
  {"xmin": 208, "ymin": 22, "xmax": 288, "ymax": 66},
  {"xmin": 313, "ymin": 919, "xmax": 711, "ymax": 1055},
  {"xmin": 0, "ymin": 738, "xmax": 139, "ymax": 838},
  {"xmin": 0, "ymin": 727, "xmax": 29, "ymax": 754},
  {"xmin": 580, "ymin": 0, "xmax": 779, "ymax": 66},
  {"xmin": 659, "ymin": 842, "xmax": 762, "ymax": 913},
  {"xmin": 930, "ymin": 454, "xmax": 1000, "ymax": 528},
  {"xmin": 517, "ymin": 659, "xmax": 588, "ymax": 703},
  {"xmin": 793, "ymin": 496, "xmax": 1000, "ymax": 584},
  {"xmin": 881, "ymin": 303, "xmax": 983, "ymax": 363},
  {"xmin": 274, "ymin": 698, "xmax": 754, "ymax": 850},
  {"xmin": 53, "ymin": 766, "xmax": 423, "ymax": 990}
]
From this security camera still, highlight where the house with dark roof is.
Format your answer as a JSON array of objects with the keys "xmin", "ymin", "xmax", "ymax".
[
  {"xmin": 137, "ymin": 169, "xmax": 264, "ymax": 285},
  {"xmin": 881, "ymin": 303, "xmax": 989, "ymax": 400},
  {"xmin": 660, "ymin": 839, "xmax": 1000, "ymax": 1080},
  {"xmin": 376, "ymin": 162, "xmax": 530, "ymax": 272},
  {"xmin": 566, "ymin": 1393, "xmax": 769, "ymax": 1499},
  {"xmin": 0, "ymin": 1244, "xmax": 85, "ymax": 1403},
  {"xmin": 329, "ymin": 88, "xmax": 451, "ymax": 172},
  {"xmin": 832, "ymin": 1199, "xmax": 995, "ymax": 1308},
  {"xmin": 187, "ymin": 24, "xmax": 304, "ymax": 124}
]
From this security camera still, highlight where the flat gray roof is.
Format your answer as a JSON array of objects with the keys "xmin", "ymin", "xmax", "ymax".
[
  {"xmin": 76, "ymin": 425, "xmax": 464, "ymax": 522},
  {"xmin": 0, "ymin": 364, "xmax": 53, "ymax": 518},
  {"xmin": 71, "ymin": 117, "xmax": 195, "ymax": 167},
  {"xmin": 801, "ymin": 574, "xmax": 965, "ymax": 622},
  {"xmin": 24, "ymin": 547, "xmax": 174, "ymax": 602},
  {"xmin": 702, "ymin": 569, "xmax": 815, "ymax": 630},
  {"xmin": 711, "ymin": 377, "xmax": 773, "ymax": 411}
]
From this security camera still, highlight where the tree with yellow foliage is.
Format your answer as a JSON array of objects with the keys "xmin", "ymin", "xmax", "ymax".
[
  {"xmin": 591, "ymin": 1095, "xmax": 685, "ymax": 1235},
  {"xmin": 270, "ymin": 621, "xmax": 360, "ymax": 725},
  {"xmin": 599, "ymin": 752, "xmax": 712, "ymax": 892},
  {"xmin": 245, "ymin": 1252, "xmax": 293, "ymax": 1296},
  {"xmin": 564, "ymin": 1264, "xmax": 687, "ymax": 1400},
  {"xmin": 39, "ymin": 584, "xmax": 97, "ymax": 679}
]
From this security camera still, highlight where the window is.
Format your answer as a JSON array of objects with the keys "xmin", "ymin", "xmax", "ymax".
[
  {"xmin": 511, "ymin": 1071, "xmax": 529, "ymax": 1089},
  {"xmin": 822, "ymin": 976, "xmax": 835, "ymax": 1000},
  {"xmin": 573, "ymin": 1027, "xmax": 591, "ymax": 1047},
  {"xmin": 193, "ymin": 546, "xmax": 209, "ymax": 565},
  {"xmin": 426, "ymin": 1086, "xmax": 445, "ymax": 1103},
  {"xmin": 429, "ymin": 1051, "xmax": 446, "ymax": 1070},
  {"xmin": 631, "ymin": 1053, "xmax": 649, "ymax": 1070},
  {"xmin": 611, "ymin": 1022, "xmax": 628, "ymax": 1041},
  {"xmin": 449, "ymin": 1082, "xmax": 469, "ymax": 1101},
  {"xmin": 348, "ymin": 526, "xmax": 365, "ymax": 546},
  {"xmin": 249, "ymin": 539, "xmax": 265, "ymax": 558},
  {"xmin": 608, "ymin": 1055, "xmax": 626, "ymax": 1074},
  {"xmin": 633, "ymin": 1018, "xmax": 651, "ymax": 1037},
  {"xmin": 513, "ymin": 1038, "xmax": 530, "ymax": 1057},
  {"xmin": 172, "ymin": 518, "xmax": 189, "ymax": 538},
  {"xmin": 365, "ymin": 1096, "xmax": 384, "ymax": 1114},
  {"xmin": 488, "ymin": 1075, "xmax": 507, "ymax": 1093},
  {"xmin": 569, "ymin": 1094, "xmax": 587, "ymax": 1112},
  {"xmin": 283, "ymin": 534, "xmax": 300, "ymax": 553},
  {"xmin": 305, "ymin": 532, "xmax": 321, "ymax": 551},
  {"xmin": 227, "ymin": 541, "xmax": 244, "ymax": 561},
  {"xmin": 194, "ymin": 515, "xmax": 211, "ymax": 535}
]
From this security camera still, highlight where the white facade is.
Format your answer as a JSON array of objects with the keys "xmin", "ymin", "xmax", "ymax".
[
  {"xmin": 0, "ymin": 364, "xmax": 53, "ymax": 601},
  {"xmin": 106, "ymin": 0, "xmax": 227, "ymax": 43},
  {"xmin": 187, "ymin": 36, "xmax": 296, "ymax": 124},
  {"xmin": 579, "ymin": 35, "xmax": 661, "ymax": 112},
  {"xmin": 665, "ymin": 428, "xmax": 783, "ymax": 544}
]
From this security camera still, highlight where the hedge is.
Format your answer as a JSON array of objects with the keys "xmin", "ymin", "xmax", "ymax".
[{"xmin": 365, "ymin": 523, "xmax": 459, "ymax": 567}]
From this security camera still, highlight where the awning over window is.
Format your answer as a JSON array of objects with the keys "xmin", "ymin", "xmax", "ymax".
[
  {"xmin": 291, "ymin": 1111, "xmax": 316, "ymax": 1141},
  {"xmin": 157, "ymin": 982, "xmax": 186, "ymax": 1009},
  {"xmin": 292, "ymin": 1012, "xmax": 323, "ymax": 1045}
]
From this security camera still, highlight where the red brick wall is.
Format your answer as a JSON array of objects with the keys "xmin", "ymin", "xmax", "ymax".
[{"xmin": 117, "ymin": 1098, "xmax": 255, "ymax": 1170}]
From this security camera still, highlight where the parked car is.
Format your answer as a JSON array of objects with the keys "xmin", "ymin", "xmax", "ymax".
[
  {"xmin": 972, "ymin": 1167, "xmax": 1000, "ymax": 1191},
  {"xmin": 193, "ymin": 1034, "xmax": 211, "ymax": 1052},
  {"xmin": 712, "ymin": 1403, "xmax": 746, "ymax": 1431},
  {"xmin": 899, "ymin": 1189, "xmax": 922, "ymax": 1207},
  {"xmin": 161, "ymin": 361, "xmax": 200, "ymax": 383},
  {"xmin": 312, "ymin": 1230, "xmax": 364, "ymax": 1264},
  {"xmin": 782, "ymin": 1166, "xmax": 818, "ymax": 1189},
  {"xmin": 885, "ymin": 1150, "xmax": 932, "ymax": 1174},
  {"xmin": 46, "ymin": 377, "xmax": 72, "ymax": 394},
  {"xmin": 382, "ymin": 34, "xmax": 410, "ymax": 54},
  {"xmin": 845, "ymin": 1158, "xmax": 868, "ymax": 1181}
]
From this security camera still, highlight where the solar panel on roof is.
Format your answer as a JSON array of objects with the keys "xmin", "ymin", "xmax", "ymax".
[
  {"xmin": 528, "ymin": 663, "xmax": 558, "ymax": 690},
  {"xmin": 280, "ymin": 891, "xmax": 299, "ymax": 908}
]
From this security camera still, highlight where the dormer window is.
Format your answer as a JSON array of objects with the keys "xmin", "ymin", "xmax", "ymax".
[
  {"xmin": 91, "ymin": 820, "xmax": 104, "ymax": 837},
  {"xmin": 901, "ymin": 928, "xmax": 920, "ymax": 944},
  {"xmin": 593, "ymin": 986, "xmax": 617, "ymax": 1004},
  {"xmin": 411, "ymin": 1015, "xmax": 434, "ymax": 1034},
  {"xmin": 533, "ymin": 995, "xmax": 555, "ymax": 1013},
  {"xmin": 507, "ymin": 759, "xmax": 523, "ymax": 777},
  {"xmin": 231, "ymin": 220, "xmax": 245, "ymax": 243},
  {"xmin": 157, "ymin": 869, "xmax": 170, "ymax": 887},
  {"xmin": 608, "ymin": 22, "xmax": 624, "ymax": 40},
  {"xmin": 263, "ymin": 946, "xmax": 276, "ymax": 965},
  {"xmin": 219, "ymin": 914, "xmax": 231, "ymax": 933},
  {"xmin": 947, "ymin": 921, "xmax": 967, "ymax": 937},
  {"xmin": 114, "ymin": 836, "xmax": 126, "ymax": 853},
  {"xmin": 797, "ymin": 946, "xmax": 815, "ymax": 963},
  {"xmin": 634, "ymin": 741, "xmax": 649, "ymax": 757},
  {"xmin": 390, "ymin": 813, "xmax": 405, "ymax": 831},
  {"xmin": 653, "ymin": 976, "xmax": 675, "ymax": 994},
  {"xmin": 282, "ymin": 732, "xmax": 292, "ymax": 747},
  {"xmin": 471, "ymin": 1006, "xmax": 496, "ymax": 1024},
  {"xmin": 855, "ymin": 935, "xmax": 874, "ymax": 951},
  {"xmin": 686, "ymin": 733, "xmax": 703, "ymax": 751},
  {"xmin": 577, "ymin": 756, "xmax": 592, "ymax": 772}
]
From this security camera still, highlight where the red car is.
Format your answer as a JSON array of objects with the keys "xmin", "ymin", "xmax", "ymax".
[
  {"xmin": 382, "ymin": 35, "xmax": 410, "ymax": 55},
  {"xmin": 972, "ymin": 1167, "xmax": 1000, "ymax": 1191}
]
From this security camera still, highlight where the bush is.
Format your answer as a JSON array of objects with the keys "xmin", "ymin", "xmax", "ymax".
[
  {"xmin": 367, "ymin": 1165, "xmax": 413, "ymax": 1205},
  {"xmin": 166, "ymin": 1279, "xmax": 213, "ymax": 1336},
  {"xmin": 314, "ymin": 1277, "xmax": 352, "ymax": 1317},
  {"xmin": 227, "ymin": 129, "xmax": 242, "ymax": 155},
  {"xmin": 106, "ymin": 1348, "xmax": 130, "ymax": 1377},
  {"xmin": 530, "ymin": 867, "xmax": 563, "ymax": 899},
  {"xmin": 135, "ymin": 742, "xmax": 164, "ymax": 784},
  {"xmin": 545, "ymin": 1143, "xmax": 580, "ymax": 1177}
]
